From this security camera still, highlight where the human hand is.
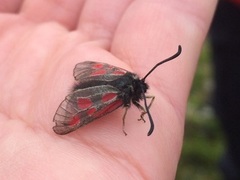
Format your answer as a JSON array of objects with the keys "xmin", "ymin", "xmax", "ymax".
[{"xmin": 0, "ymin": 1, "xmax": 217, "ymax": 179}]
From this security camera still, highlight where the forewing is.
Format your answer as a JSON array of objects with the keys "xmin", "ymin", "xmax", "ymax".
[
  {"xmin": 73, "ymin": 61, "xmax": 127, "ymax": 82},
  {"xmin": 53, "ymin": 85, "xmax": 123, "ymax": 135}
]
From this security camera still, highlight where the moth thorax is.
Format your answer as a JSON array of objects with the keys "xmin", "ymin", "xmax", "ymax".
[{"xmin": 132, "ymin": 79, "xmax": 148, "ymax": 98}]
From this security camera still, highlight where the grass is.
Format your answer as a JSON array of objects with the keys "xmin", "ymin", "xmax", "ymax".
[{"xmin": 176, "ymin": 41, "xmax": 225, "ymax": 180}]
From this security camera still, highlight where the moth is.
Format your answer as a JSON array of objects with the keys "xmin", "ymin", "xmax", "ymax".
[{"xmin": 53, "ymin": 45, "xmax": 182, "ymax": 136}]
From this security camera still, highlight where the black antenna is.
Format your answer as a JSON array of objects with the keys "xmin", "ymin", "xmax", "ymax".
[
  {"xmin": 142, "ymin": 45, "xmax": 182, "ymax": 81},
  {"xmin": 142, "ymin": 91, "xmax": 154, "ymax": 136},
  {"xmin": 141, "ymin": 45, "xmax": 182, "ymax": 136}
]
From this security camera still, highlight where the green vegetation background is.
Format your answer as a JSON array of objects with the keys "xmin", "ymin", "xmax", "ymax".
[{"xmin": 176, "ymin": 42, "xmax": 225, "ymax": 180}]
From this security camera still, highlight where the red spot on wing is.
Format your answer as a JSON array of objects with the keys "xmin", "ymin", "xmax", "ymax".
[
  {"xmin": 69, "ymin": 116, "xmax": 80, "ymax": 126},
  {"xmin": 102, "ymin": 93, "xmax": 117, "ymax": 102},
  {"xmin": 91, "ymin": 69, "xmax": 107, "ymax": 76},
  {"xmin": 93, "ymin": 63, "xmax": 103, "ymax": 69},
  {"xmin": 78, "ymin": 98, "xmax": 92, "ymax": 109},
  {"xmin": 87, "ymin": 107, "xmax": 97, "ymax": 116},
  {"xmin": 93, "ymin": 100, "xmax": 123, "ymax": 118},
  {"xmin": 113, "ymin": 70, "xmax": 126, "ymax": 75}
]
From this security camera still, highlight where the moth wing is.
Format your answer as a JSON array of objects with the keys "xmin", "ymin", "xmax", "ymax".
[
  {"xmin": 53, "ymin": 85, "xmax": 123, "ymax": 135},
  {"xmin": 73, "ymin": 61, "xmax": 127, "ymax": 82}
]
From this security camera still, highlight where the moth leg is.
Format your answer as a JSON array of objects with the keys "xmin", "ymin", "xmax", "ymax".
[
  {"xmin": 133, "ymin": 101, "xmax": 146, "ymax": 122},
  {"xmin": 122, "ymin": 107, "xmax": 129, "ymax": 136},
  {"xmin": 133, "ymin": 96, "xmax": 155, "ymax": 122},
  {"xmin": 145, "ymin": 95, "xmax": 155, "ymax": 109}
]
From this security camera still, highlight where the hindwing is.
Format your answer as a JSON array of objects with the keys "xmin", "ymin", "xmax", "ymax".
[{"xmin": 53, "ymin": 85, "xmax": 123, "ymax": 135}]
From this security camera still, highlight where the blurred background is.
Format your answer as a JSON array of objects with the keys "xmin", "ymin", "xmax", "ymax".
[
  {"xmin": 176, "ymin": 42, "xmax": 224, "ymax": 179},
  {"xmin": 176, "ymin": 1, "xmax": 240, "ymax": 179}
]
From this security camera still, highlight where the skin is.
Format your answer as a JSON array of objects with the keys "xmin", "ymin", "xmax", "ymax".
[{"xmin": 0, "ymin": 0, "xmax": 217, "ymax": 179}]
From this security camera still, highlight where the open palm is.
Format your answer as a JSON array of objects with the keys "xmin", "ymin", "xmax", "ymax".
[{"xmin": 0, "ymin": 1, "xmax": 216, "ymax": 179}]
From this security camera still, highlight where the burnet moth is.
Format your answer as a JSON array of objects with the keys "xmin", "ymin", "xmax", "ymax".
[{"xmin": 53, "ymin": 45, "xmax": 182, "ymax": 136}]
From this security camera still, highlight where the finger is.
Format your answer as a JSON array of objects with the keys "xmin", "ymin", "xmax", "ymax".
[
  {"xmin": 20, "ymin": 0, "xmax": 85, "ymax": 29},
  {"xmin": 111, "ymin": 1, "xmax": 217, "ymax": 111},
  {"xmin": 110, "ymin": 1, "xmax": 217, "ymax": 177},
  {"xmin": 0, "ymin": 0, "xmax": 22, "ymax": 13},
  {"xmin": 78, "ymin": 0, "xmax": 133, "ymax": 42}
]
